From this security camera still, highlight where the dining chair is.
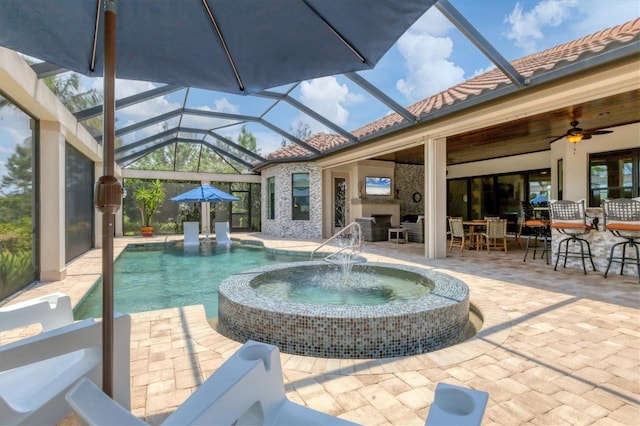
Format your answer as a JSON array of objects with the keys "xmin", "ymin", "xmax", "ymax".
[
  {"xmin": 549, "ymin": 199, "xmax": 597, "ymax": 274},
  {"xmin": 602, "ymin": 198, "xmax": 640, "ymax": 282},
  {"xmin": 478, "ymin": 219, "xmax": 508, "ymax": 253},
  {"xmin": 448, "ymin": 217, "xmax": 469, "ymax": 252}
]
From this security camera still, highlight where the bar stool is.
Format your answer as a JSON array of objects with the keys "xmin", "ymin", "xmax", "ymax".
[
  {"xmin": 521, "ymin": 202, "xmax": 551, "ymax": 264},
  {"xmin": 549, "ymin": 199, "xmax": 597, "ymax": 274},
  {"xmin": 523, "ymin": 220, "xmax": 551, "ymax": 264},
  {"xmin": 602, "ymin": 198, "xmax": 640, "ymax": 282}
]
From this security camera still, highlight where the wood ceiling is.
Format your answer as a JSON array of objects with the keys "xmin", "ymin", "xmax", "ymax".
[{"xmin": 372, "ymin": 89, "xmax": 640, "ymax": 166}]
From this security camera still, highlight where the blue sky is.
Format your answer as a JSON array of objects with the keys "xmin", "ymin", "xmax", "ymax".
[{"xmin": 2, "ymin": 0, "xmax": 639, "ymax": 174}]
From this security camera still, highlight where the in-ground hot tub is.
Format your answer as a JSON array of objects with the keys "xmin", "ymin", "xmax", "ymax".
[{"xmin": 217, "ymin": 261, "xmax": 470, "ymax": 359}]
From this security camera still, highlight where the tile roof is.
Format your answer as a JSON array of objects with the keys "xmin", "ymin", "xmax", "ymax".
[{"xmin": 266, "ymin": 18, "xmax": 640, "ymax": 161}]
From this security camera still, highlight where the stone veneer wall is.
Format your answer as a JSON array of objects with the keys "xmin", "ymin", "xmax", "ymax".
[
  {"xmin": 395, "ymin": 164, "xmax": 424, "ymax": 216},
  {"xmin": 261, "ymin": 163, "xmax": 323, "ymax": 239}
]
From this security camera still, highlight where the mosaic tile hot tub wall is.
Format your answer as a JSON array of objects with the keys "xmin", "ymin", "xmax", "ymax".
[{"xmin": 218, "ymin": 262, "xmax": 470, "ymax": 359}]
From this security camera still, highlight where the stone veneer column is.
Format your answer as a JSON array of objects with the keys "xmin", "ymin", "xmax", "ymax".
[
  {"xmin": 424, "ymin": 137, "xmax": 447, "ymax": 259},
  {"xmin": 39, "ymin": 121, "xmax": 66, "ymax": 281}
]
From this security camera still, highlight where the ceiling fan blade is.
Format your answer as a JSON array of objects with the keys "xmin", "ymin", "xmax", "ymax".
[{"xmin": 590, "ymin": 129, "xmax": 614, "ymax": 135}]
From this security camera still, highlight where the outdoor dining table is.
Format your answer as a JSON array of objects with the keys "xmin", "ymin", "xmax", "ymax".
[{"xmin": 462, "ymin": 220, "xmax": 487, "ymax": 250}]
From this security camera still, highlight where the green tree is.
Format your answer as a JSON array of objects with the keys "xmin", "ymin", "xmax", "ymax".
[
  {"xmin": 280, "ymin": 120, "xmax": 312, "ymax": 148},
  {"xmin": 237, "ymin": 125, "xmax": 260, "ymax": 154},
  {"xmin": 128, "ymin": 126, "xmax": 262, "ymax": 174},
  {"xmin": 43, "ymin": 73, "xmax": 103, "ymax": 136},
  {"xmin": 0, "ymin": 139, "xmax": 32, "ymax": 196},
  {"xmin": 132, "ymin": 179, "xmax": 166, "ymax": 228},
  {"xmin": 0, "ymin": 138, "xmax": 33, "ymax": 223},
  {"xmin": 43, "ymin": 73, "xmax": 102, "ymax": 112}
]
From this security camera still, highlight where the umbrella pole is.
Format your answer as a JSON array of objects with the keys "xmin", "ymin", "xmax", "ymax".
[{"xmin": 100, "ymin": 1, "xmax": 117, "ymax": 398}]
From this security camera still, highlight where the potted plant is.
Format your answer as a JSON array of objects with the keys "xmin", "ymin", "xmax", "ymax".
[{"xmin": 134, "ymin": 179, "xmax": 166, "ymax": 237}]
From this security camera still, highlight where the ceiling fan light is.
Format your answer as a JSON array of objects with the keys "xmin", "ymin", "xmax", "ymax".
[{"xmin": 566, "ymin": 133, "xmax": 584, "ymax": 143}]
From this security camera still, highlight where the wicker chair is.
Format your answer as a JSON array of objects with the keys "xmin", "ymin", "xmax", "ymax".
[
  {"xmin": 448, "ymin": 217, "xmax": 471, "ymax": 252},
  {"xmin": 400, "ymin": 215, "xmax": 424, "ymax": 243},
  {"xmin": 478, "ymin": 219, "xmax": 508, "ymax": 253}
]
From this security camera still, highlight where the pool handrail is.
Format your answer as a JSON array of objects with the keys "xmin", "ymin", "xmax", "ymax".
[{"xmin": 310, "ymin": 221, "xmax": 363, "ymax": 261}]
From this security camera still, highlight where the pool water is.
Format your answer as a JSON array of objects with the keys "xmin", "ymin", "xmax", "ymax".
[
  {"xmin": 254, "ymin": 268, "xmax": 431, "ymax": 305},
  {"xmin": 74, "ymin": 243, "xmax": 306, "ymax": 319}
]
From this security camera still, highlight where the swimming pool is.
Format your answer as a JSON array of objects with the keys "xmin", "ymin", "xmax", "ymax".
[{"xmin": 74, "ymin": 242, "xmax": 307, "ymax": 319}]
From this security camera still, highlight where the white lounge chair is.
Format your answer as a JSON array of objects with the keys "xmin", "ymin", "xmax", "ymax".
[
  {"xmin": 0, "ymin": 293, "xmax": 131, "ymax": 425},
  {"xmin": 67, "ymin": 340, "xmax": 357, "ymax": 426},
  {"xmin": 215, "ymin": 221, "xmax": 232, "ymax": 244},
  {"xmin": 425, "ymin": 382, "xmax": 489, "ymax": 426},
  {"xmin": 0, "ymin": 292, "xmax": 73, "ymax": 333},
  {"xmin": 183, "ymin": 221, "xmax": 200, "ymax": 246}
]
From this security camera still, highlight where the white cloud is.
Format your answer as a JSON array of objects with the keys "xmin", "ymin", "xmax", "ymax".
[
  {"xmin": 395, "ymin": 32, "xmax": 465, "ymax": 102},
  {"xmin": 394, "ymin": 9, "xmax": 464, "ymax": 102},
  {"xmin": 407, "ymin": 7, "xmax": 454, "ymax": 36},
  {"xmin": 471, "ymin": 64, "xmax": 496, "ymax": 78},
  {"xmin": 91, "ymin": 78, "xmax": 179, "ymax": 121},
  {"xmin": 212, "ymin": 98, "xmax": 239, "ymax": 114},
  {"xmin": 298, "ymin": 77, "xmax": 364, "ymax": 133},
  {"xmin": 504, "ymin": 0, "xmax": 579, "ymax": 53},
  {"xmin": 571, "ymin": 1, "xmax": 640, "ymax": 36}
]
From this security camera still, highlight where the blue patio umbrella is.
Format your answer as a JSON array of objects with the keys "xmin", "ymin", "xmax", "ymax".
[
  {"xmin": 171, "ymin": 185, "xmax": 239, "ymax": 241},
  {"xmin": 530, "ymin": 194, "xmax": 548, "ymax": 204},
  {"xmin": 171, "ymin": 184, "xmax": 239, "ymax": 203}
]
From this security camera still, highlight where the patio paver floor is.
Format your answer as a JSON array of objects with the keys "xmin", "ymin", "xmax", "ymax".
[{"xmin": 1, "ymin": 233, "xmax": 638, "ymax": 425}]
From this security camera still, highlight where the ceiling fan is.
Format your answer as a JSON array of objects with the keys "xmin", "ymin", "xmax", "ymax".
[{"xmin": 556, "ymin": 120, "xmax": 614, "ymax": 143}]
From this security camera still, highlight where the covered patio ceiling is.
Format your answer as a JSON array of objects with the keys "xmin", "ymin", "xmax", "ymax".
[
  {"xmin": 25, "ymin": 3, "xmax": 640, "ymax": 173},
  {"xmin": 374, "ymin": 89, "xmax": 640, "ymax": 165}
]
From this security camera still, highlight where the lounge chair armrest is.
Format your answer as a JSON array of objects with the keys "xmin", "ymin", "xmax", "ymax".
[
  {"xmin": 0, "ymin": 293, "xmax": 73, "ymax": 333},
  {"xmin": 0, "ymin": 319, "xmax": 98, "ymax": 372},
  {"xmin": 0, "ymin": 314, "xmax": 130, "ymax": 373},
  {"xmin": 66, "ymin": 378, "xmax": 146, "ymax": 426}
]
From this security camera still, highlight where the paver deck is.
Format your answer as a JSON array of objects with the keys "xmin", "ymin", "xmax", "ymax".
[{"xmin": 1, "ymin": 233, "xmax": 638, "ymax": 425}]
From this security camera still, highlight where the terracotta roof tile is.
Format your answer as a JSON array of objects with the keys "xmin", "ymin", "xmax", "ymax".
[
  {"xmin": 266, "ymin": 132, "xmax": 349, "ymax": 159},
  {"xmin": 266, "ymin": 18, "xmax": 640, "ymax": 161}
]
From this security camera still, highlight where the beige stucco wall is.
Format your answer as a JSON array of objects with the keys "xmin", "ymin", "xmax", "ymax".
[{"xmin": 550, "ymin": 122, "xmax": 640, "ymax": 202}]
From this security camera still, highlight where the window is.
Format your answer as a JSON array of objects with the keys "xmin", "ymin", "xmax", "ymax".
[
  {"xmin": 0, "ymin": 93, "xmax": 37, "ymax": 298},
  {"xmin": 447, "ymin": 169, "xmax": 550, "ymax": 219},
  {"xmin": 292, "ymin": 173, "xmax": 309, "ymax": 220},
  {"xmin": 557, "ymin": 159, "xmax": 563, "ymax": 201},
  {"xmin": 65, "ymin": 142, "xmax": 94, "ymax": 262},
  {"xmin": 589, "ymin": 149, "xmax": 639, "ymax": 207},
  {"xmin": 267, "ymin": 177, "xmax": 275, "ymax": 220}
]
